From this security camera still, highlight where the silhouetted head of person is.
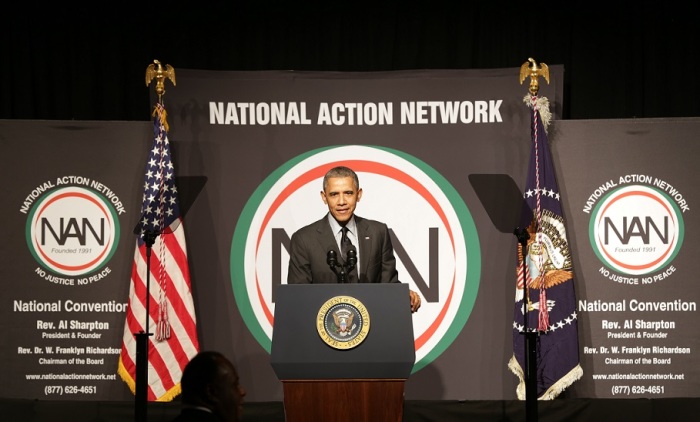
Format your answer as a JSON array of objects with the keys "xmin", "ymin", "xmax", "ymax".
[{"xmin": 180, "ymin": 351, "xmax": 245, "ymax": 422}]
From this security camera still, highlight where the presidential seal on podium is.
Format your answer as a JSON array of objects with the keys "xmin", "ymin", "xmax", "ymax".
[{"xmin": 316, "ymin": 295, "xmax": 370, "ymax": 350}]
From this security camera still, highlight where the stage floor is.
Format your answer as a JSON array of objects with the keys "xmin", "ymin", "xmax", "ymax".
[{"xmin": 2, "ymin": 398, "xmax": 698, "ymax": 421}]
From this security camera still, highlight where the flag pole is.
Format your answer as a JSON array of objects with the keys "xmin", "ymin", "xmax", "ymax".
[
  {"xmin": 514, "ymin": 226, "xmax": 538, "ymax": 422},
  {"xmin": 134, "ymin": 232, "xmax": 155, "ymax": 422},
  {"xmin": 517, "ymin": 57, "xmax": 551, "ymax": 422},
  {"xmin": 134, "ymin": 59, "xmax": 177, "ymax": 422}
]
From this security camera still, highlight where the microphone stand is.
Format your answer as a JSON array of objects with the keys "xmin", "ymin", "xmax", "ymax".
[
  {"xmin": 327, "ymin": 249, "xmax": 357, "ymax": 283},
  {"xmin": 514, "ymin": 227, "xmax": 537, "ymax": 422},
  {"xmin": 135, "ymin": 229, "xmax": 158, "ymax": 422}
]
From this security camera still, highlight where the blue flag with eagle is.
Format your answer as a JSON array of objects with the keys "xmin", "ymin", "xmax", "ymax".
[{"xmin": 508, "ymin": 95, "xmax": 583, "ymax": 399}]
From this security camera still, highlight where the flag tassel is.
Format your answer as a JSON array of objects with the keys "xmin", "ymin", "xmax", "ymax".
[
  {"xmin": 156, "ymin": 300, "xmax": 171, "ymax": 341},
  {"xmin": 538, "ymin": 287, "xmax": 550, "ymax": 331}
]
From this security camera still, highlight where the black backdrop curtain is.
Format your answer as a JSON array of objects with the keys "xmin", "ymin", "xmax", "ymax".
[{"xmin": 1, "ymin": 2, "xmax": 698, "ymax": 122}]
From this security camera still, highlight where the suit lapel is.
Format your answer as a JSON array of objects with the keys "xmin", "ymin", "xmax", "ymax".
[
  {"xmin": 355, "ymin": 216, "xmax": 373, "ymax": 281},
  {"xmin": 315, "ymin": 216, "xmax": 340, "ymax": 259}
]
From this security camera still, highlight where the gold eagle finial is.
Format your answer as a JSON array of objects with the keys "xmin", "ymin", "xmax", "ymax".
[
  {"xmin": 145, "ymin": 60, "xmax": 176, "ymax": 100},
  {"xmin": 519, "ymin": 57, "xmax": 549, "ymax": 96}
]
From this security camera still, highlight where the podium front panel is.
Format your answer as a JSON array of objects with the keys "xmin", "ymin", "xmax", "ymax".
[{"xmin": 270, "ymin": 283, "xmax": 415, "ymax": 380}]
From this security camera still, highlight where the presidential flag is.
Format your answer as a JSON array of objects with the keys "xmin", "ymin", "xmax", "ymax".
[
  {"xmin": 508, "ymin": 95, "xmax": 583, "ymax": 399},
  {"xmin": 118, "ymin": 103, "xmax": 199, "ymax": 401}
]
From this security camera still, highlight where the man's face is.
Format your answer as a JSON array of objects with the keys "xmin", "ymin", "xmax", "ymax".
[{"xmin": 321, "ymin": 176, "xmax": 362, "ymax": 224}]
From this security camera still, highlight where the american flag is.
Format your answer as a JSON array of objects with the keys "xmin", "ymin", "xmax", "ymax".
[
  {"xmin": 508, "ymin": 96, "xmax": 582, "ymax": 399},
  {"xmin": 118, "ymin": 103, "xmax": 199, "ymax": 401}
]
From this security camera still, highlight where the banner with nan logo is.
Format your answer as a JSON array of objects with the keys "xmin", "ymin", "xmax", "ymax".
[
  {"xmin": 160, "ymin": 67, "xmax": 565, "ymax": 400},
  {"xmin": 2, "ymin": 69, "xmax": 700, "ymax": 402}
]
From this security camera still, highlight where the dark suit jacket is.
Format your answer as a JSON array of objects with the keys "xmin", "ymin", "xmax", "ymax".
[{"xmin": 287, "ymin": 214, "xmax": 400, "ymax": 284}]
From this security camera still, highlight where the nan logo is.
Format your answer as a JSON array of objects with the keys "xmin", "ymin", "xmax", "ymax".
[
  {"xmin": 24, "ymin": 181, "xmax": 122, "ymax": 285},
  {"xmin": 231, "ymin": 145, "xmax": 481, "ymax": 372},
  {"xmin": 587, "ymin": 180, "xmax": 686, "ymax": 284}
]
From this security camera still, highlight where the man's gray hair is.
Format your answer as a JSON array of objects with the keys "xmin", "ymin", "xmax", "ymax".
[{"xmin": 323, "ymin": 166, "xmax": 359, "ymax": 191}]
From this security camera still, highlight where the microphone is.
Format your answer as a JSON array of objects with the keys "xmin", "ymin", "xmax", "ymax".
[
  {"xmin": 346, "ymin": 247, "xmax": 357, "ymax": 269},
  {"xmin": 327, "ymin": 250, "xmax": 337, "ymax": 267}
]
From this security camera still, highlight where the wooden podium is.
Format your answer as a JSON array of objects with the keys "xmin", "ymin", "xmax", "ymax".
[{"xmin": 271, "ymin": 284, "xmax": 415, "ymax": 422}]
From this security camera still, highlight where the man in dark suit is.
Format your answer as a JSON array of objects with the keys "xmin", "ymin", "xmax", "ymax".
[
  {"xmin": 171, "ymin": 351, "xmax": 246, "ymax": 422},
  {"xmin": 287, "ymin": 165, "xmax": 421, "ymax": 312}
]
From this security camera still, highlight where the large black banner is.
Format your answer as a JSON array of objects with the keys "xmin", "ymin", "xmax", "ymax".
[{"xmin": 1, "ymin": 68, "xmax": 698, "ymax": 402}]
